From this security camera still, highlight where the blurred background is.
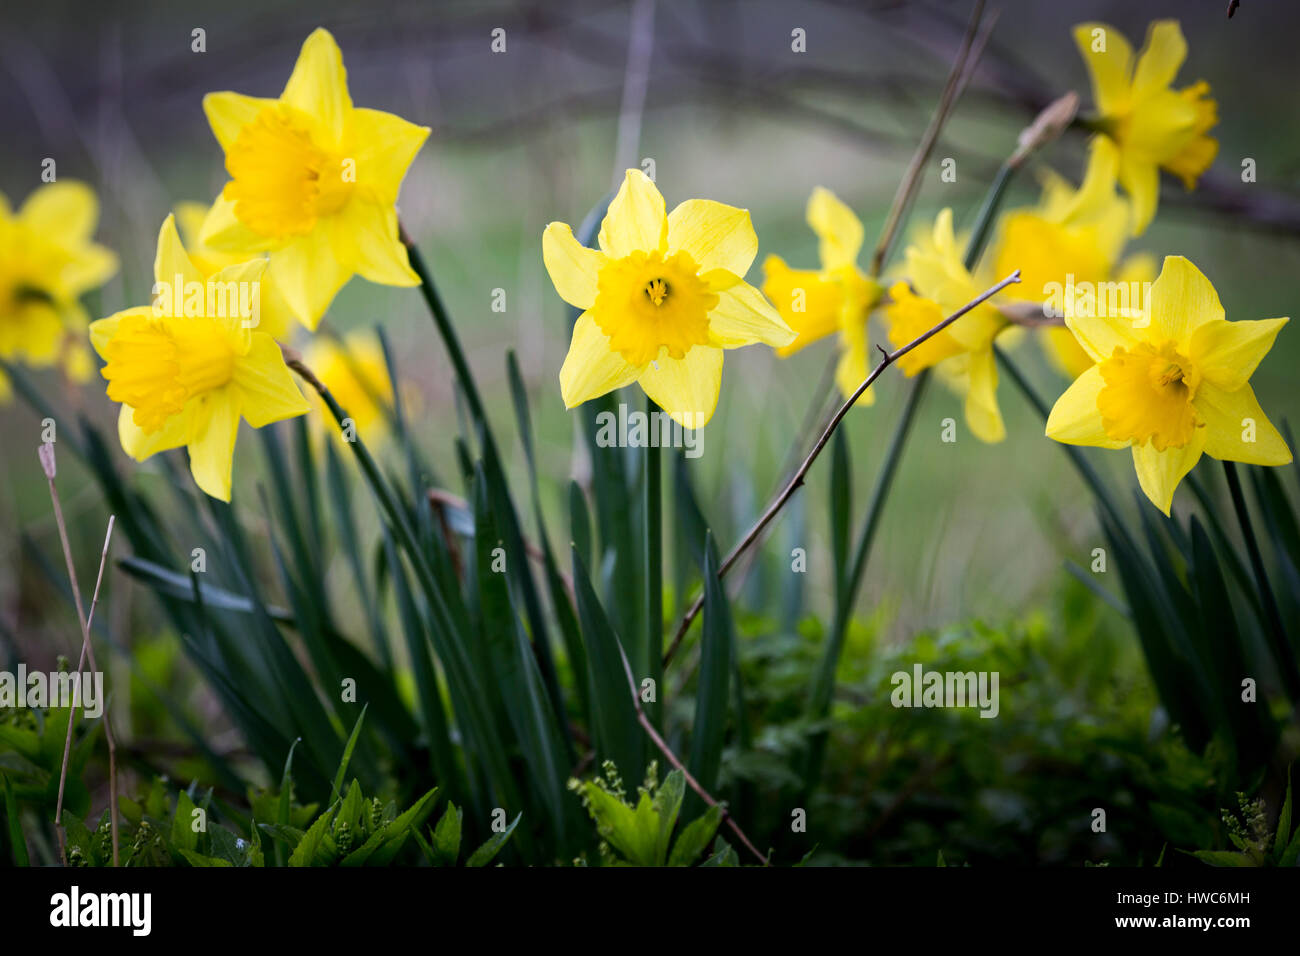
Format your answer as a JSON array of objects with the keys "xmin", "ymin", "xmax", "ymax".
[{"xmin": 2, "ymin": 0, "xmax": 1299, "ymax": 863}]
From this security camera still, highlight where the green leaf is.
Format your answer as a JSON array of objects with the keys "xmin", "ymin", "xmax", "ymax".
[
  {"xmin": 431, "ymin": 802, "xmax": 463, "ymax": 866},
  {"xmin": 466, "ymin": 812, "xmax": 522, "ymax": 867},
  {"xmin": 1275, "ymin": 765, "xmax": 1294, "ymax": 863},
  {"xmin": 830, "ymin": 427, "xmax": 851, "ymax": 593},
  {"xmin": 289, "ymin": 806, "xmax": 338, "ymax": 867},
  {"xmin": 700, "ymin": 835, "xmax": 739, "ymax": 867},
  {"xmin": 686, "ymin": 536, "xmax": 732, "ymax": 814},
  {"xmin": 2, "ymin": 774, "xmax": 29, "ymax": 866},
  {"xmin": 171, "ymin": 790, "xmax": 199, "ymax": 855},
  {"xmin": 331, "ymin": 704, "xmax": 369, "ymax": 802},
  {"xmin": 1189, "ymin": 850, "xmax": 1254, "ymax": 867},
  {"xmin": 179, "ymin": 849, "xmax": 233, "ymax": 868},
  {"xmin": 667, "ymin": 804, "xmax": 724, "ymax": 867},
  {"xmin": 341, "ymin": 787, "xmax": 438, "ymax": 867},
  {"xmin": 653, "ymin": 769, "xmax": 686, "ymax": 866}
]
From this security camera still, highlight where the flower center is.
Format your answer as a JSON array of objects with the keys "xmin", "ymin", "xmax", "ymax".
[
  {"xmin": 1097, "ymin": 340, "xmax": 1202, "ymax": 450},
  {"xmin": 593, "ymin": 251, "xmax": 717, "ymax": 367},
  {"xmin": 223, "ymin": 107, "xmax": 354, "ymax": 240},
  {"xmin": 102, "ymin": 314, "xmax": 236, "ymax": 433}
]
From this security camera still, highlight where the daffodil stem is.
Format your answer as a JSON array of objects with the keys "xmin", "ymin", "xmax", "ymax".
[
  {"xmin": 643, "ymin": 393, "xmax": 664, "ymax": 727},
  {"xmin": 1222, "ymin": 460, "xmax": 1298, "ymax": 693}
]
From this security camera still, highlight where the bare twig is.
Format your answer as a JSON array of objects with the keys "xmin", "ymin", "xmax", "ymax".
[
  {"xmin": 613, "ymin": 637, "xmax": 769, "ymax": 866},
  {"xmin": 663, "ymin": 270, "xmax": 1022, "ymax": 667},
  {"xmin": 40, "ymin": 444, "xmax": 119, "ymax": 866},
  {"xmin": 870, "ymin": 0, "xmax": 986, "ymax": 276}
]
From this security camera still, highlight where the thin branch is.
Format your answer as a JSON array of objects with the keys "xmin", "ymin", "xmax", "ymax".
[
  {"xmin": 40, "ymin": 443, "xmax": 119, "ymax": 867},
  {"xmin": 613, "ymin": 636, "xmax": 768, "ymax": 866},
  {"xmin": 663, "ymin": 269, "xmax": 1022, "ymax": 667},
  {"xmin": 870, "ymin": 0, "xmax": 985, "ymax": 276}
]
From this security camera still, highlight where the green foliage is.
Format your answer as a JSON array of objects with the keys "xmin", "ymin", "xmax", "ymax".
[
  {"xmin": 1190, "ymin": 766, "xmax": 1300, "ymax": 867},
  {"xmin": 568, "ymin": 761, "xmax": 724, "ymax": 866}
]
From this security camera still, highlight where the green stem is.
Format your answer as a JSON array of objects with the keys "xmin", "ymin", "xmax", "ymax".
[
  {"xmin": 801, "ymin": 161, "xmax": 1017, "ymax": 791},
  {"xmin": 644, "ymin": 393, "xmax": 663, "ymax": 728},
  {"xmin": 1223, "ymin": 460, "xmax": 1299, "ymax": 698}
]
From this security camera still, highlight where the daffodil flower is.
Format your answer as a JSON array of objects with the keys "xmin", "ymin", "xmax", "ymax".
[
  {"xmin": 1046, "ymin": 256, "xmax": 1290, "ymax": 515},
  {"xmin": 0, "ymin": 182, "xmax": 117, "ymax": 399},
  {"xmin": 1074, "ymin": 19, "xmax": 1218, "ymax": 235},
  {"xmin": 199, "ymin": 28, "xmax": 430, "ymax": 329},
  {"xmin": 882, "ymin": 209, "xmax": 1008, "ymax": 442},
  {"xmin": 760, "ymin": 187, "xmax": 882, "ymax": 401},
  {"xmin": 543, "ymin": 169, "xmax": 795, "ymax": 427},
  {"xmin": 88, "ymin": 216, "xmax": 311, "ymax": 501},
  {"xmin": 302, "ymin": 332, "xmax": 403, "ymax": 441},
  {"xmin": 990, "ymin": 137, "xmax": 1156, "ymax": 379}
]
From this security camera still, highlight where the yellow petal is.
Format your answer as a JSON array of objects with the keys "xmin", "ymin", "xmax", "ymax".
[
  {"xmin": 89, "ymin": 308, "xmax": 150, "ymax": 361},
  {"xmin": 1148, "ymin": 255, "xmax": 1223, "ymax": 347},
  {"xmin": 1125, "ymin": 89, "xmax": 1198, "ymax": 159},
  {"xmin": 186, "ymin": 389, "xmax": 243, "ymax": 502},
  {"xmin": 1045, "ymin": 364, "xmax": 1127, "ymax": 448},
  {"xmin": 198, "ymin": 194, "xmax": 276, "ymax": 255},
  {"xmin": 1131, "ymin": 430, "xmax": 1205, "ymax": 516},
  {"xmin": 1073, "ymin": 23, "xmax": 1134, "ymax": 115},
  {"xmin": 1117, "ymin": 149, "xmax": 1160, "ymax": 236},
  {"xmin": 666, "ymin": 199, "xmax": 757, "ymax": 277},
  {"xmin": 281, "ymin": 28, "xmax": 352, "ymax": 149},
  {"xmin": 203, "ymin": 91, "xmax": 280, "ymax": 153},
  {"xmin": 337, "ymin": 200, "xmax": 419, "ymax": 287},
  {"xmin": 1196, "ymin": 382, "xmax": 1292, "ymax": 467},
  {"xmin": 559, "ymin": 311, "xmax": 640, "ymax": 408},
  {"xmin": 598, "ymin": 169, "xmax": 667, "ymax": 259},
  {"xmin": 834, "ymin": 315, "xmax": 874, "ymax": 405},
  {"xmin": 153, "ymin": 215, "xmax": 204, "ymax": 291},
  {"xmin": 636, "ymin": 345, "xmax": 722, "ymax": 429},
  {"xmin": 350, "ymin": 108, "xmax": 430, "ymax": 205},
  {"xmin": 707, "ymin": 281, "xmax": 795, "ymax": 349},
  {"xmin": 963, "ymin": 348, "xmax": 1005, "ymax": 443},
  {"xmin": 235, "ymin": 334, "xmax": 312, "ymax": 427},
  {"xmin": 60, "ymin": 245, "xmax": 119, "ymax": 298},
  {"xmin": 207, "ymin": 258, "xmax": 268, "ymax": 347},
  {"xmin": 543, "ymin": 222, "xmax": 605, "ymax": 310},
  {"xmin": 1189, "ymin": 316, "xmax": 1287, "ymax": 392},
  {"xmin": 18, "ymin": 181, "xmax": 98, "ymax": 241},
  {"xmin": 1063, "ymin": 310, "xmax": 1142, "ymax": 364},
  {"xmin": 118, "ymin": 402, "xmax": 191, "ymax": 462},
  {"xmin": 761, "ymin": 255, "xmax": 842, "ymax": 356},
  {"xmin": 267, "ymin": 229, "xmax": 354, "ymax": 330},
  {"xmin": 807, "ymin": 187, "xmax": 864, "ymax": 272},
  {"xmin": 1132, "ymin": 20, "xmax": 1187, "ymax": 100}
]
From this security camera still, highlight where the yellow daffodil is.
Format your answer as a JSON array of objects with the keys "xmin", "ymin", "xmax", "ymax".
[
  {"xmin": 760, "ymin": 187, "xmax": 882, "ymax": 402},
  {"xmin": 302, "ymin": 332, "xmax": 403, "ymax": 440},
  {"xmin": 883, "ymin": 209, "xmax": 1008, "ymax": 442},
  {"xmin": 990, "ymin": 137, "xmax": 1156, "ymax": 379},
  {"xmin": 199, "ymin": 28, "xmax": 430, "ymax": 329},
  {"xmin": 0, "ymin": 182, "xmax": 117, "ymax": 399},
  {"xmin": 543, "ymin": 169, "xmax": 795, "ymax": 427},
  {"xmin": 175, "ymin": 200, "xmax": 293, "ymax": 341},
  {"xmin": 88, "ymin": 216, "xmax": 311, "ymax": 501},
  {"xmin": 1074, "ymin": 19, "xmax": 1218, "ymax": 235},
  {"xmin": 1046, "ymin": 256, "xmax": 1290, "ymax": 515}
]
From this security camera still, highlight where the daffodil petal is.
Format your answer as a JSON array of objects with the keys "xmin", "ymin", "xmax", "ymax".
[
  {"xmin": 1132, "ymin": 20, "xmax": 1187, "ymax": 100},
  {"xmin": 761, "ymin": 255, "xmax": 841, "ymax": 357},
  {"xmin": 707, "ymin": 281, "xmax": 795, "ymax": 349},
  {"xmin": 637, "ymin": 345, "xmax": 722, "ymax": 429},
  {"xmin": 1117, "ymin": 150, "xmax": 1160, "ymax": 236},
  {"xmin": 1073, "ymin": 23, "xmax": 1134, "ymax": 116},
  {"xmin": 60, "ymin": 245, "xmax": 119, "ymax": 298},
  {"xmin": 1189, "ymin": 316, "xmax": 1287, "ymax": 392},
  {"xmin": 1148, "ymin": 255, "xmax": 1223, "ymax": 347},
  {"xmin": 281, "ymin": 28, "xmax": 352, "ymax": 149},
  {"xmin": 234, "ymin": 334, "xmax": 312, "ymax": 427},
  {"xmin": 1197, "ymin": 382, "xmax": 1292, "ymax": 467},
  {"xmin": 199, "ymin": 194, "xmax": 276, "ymax": 254},
  {"xmin": 203, "ymin": 92, "xmax": 280, "ymax": 152},
  {"xmin": 206, "ymin": 258, "xmax": 267, "ymax": 347},
  {"xmin": 153, "ymin": 215, "xmax": 204, "ymax": 291},
  {"xmin": 834, "ymin": 320, "xmax": 874, "ymax": 405},
  {"xmin": 1063, "ymin": 310, "xmax": 1142, "ymax": 364},
  {"xmin": 1045, "ymin": 364, "xmax": 1127, "ymax": 448},
  {"xmin": 337, "ymin": 201, "xmax": 418, "ymax": 287},
  {"xmin": 1131, "ymin": 430, "xmax": 1205, "ymax": 516},
  {"xmin": 19, "ymin": 181, "xmax": 98, "ymax": 241},
  {"xmin": 88, "ymin": 308, "xmax": 148, "ymax": 361},
  {"xmin": 186, "ymin": 389, "xmax": 243, "ymax": 502},
  {"xmin": 559, "ymin": 311, "xmax": 640, "ymax": 408},
  {"xmin": 267, "ymin": 229, "xmax": 354, "ymax": 330},
  {"xmin": 349, "ymin": 107, "xmax": 429, "ymax": 205},
  {"xmin": 598, "ymin": 168, "xmax": 667, "ymax": 259},
  {"xmin": 118, "ymin": 403, "xmax": 192, "ymax": 461},
  {"xmin": 543, "ymin": 222, "xmax": 605, "ymax": 310},
  {"xmin": 666, "ymin": 199, "xmax": 757, "ymax": 277},
  {"xmin": 964, "ymin": 348, "xmax": 1005, "ymax": 443},
  {"xmin": 807, "ymin": 187, "xmax": 864, "ymax": 272}
]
